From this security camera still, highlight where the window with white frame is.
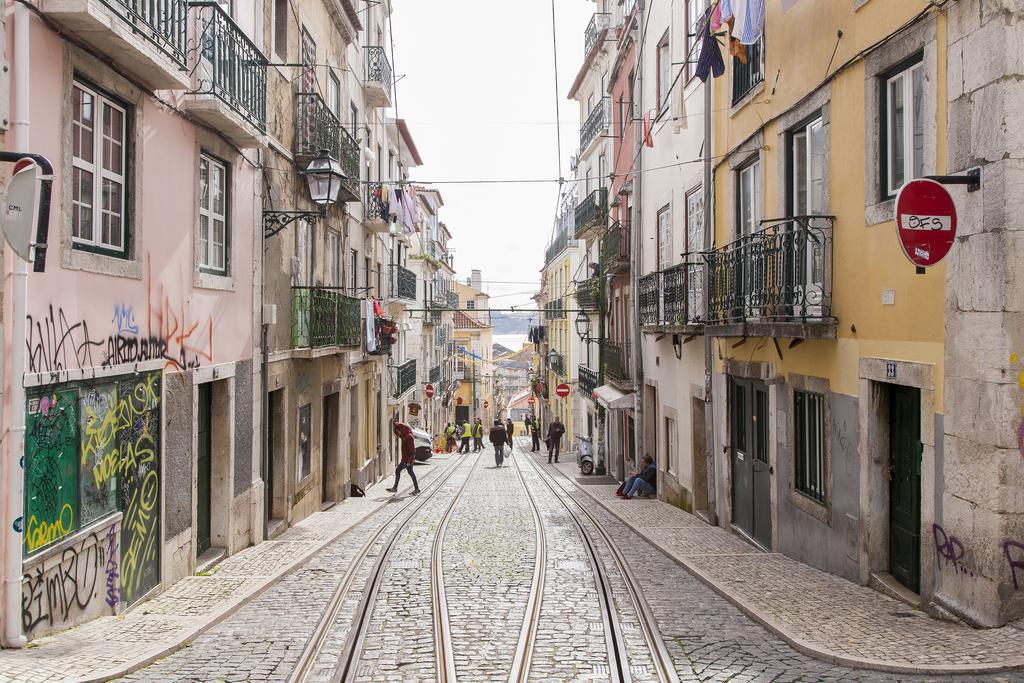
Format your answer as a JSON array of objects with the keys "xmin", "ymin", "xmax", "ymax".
[
  {"xmin": 327, "ymin": 70, "xmax": 341, "ymax": 118},
  {"xmin": 657, "ymin": 204, "xmax": 672, "ymax": 271},
  {"xmin": 326, "ymin": 230, "xmax": 341, "ymax": 286},
  {"xmin": 72, "ymin": 81, "xmax": 128, "ymax": 255},
  {"xmin": 685, "ymin": 185, "xmax": 704, "ymax": 319},
  {"xmin": 686, "ymin": 0, "xmax": 707, "ymax": 81},
  {"xmin": 665, "ymin": 416, "xmax": 677, "ymax": 475},
  {"xmin": 882, "ymin": 58, "xmax": 925, "ymax": 198},
  {"xmin": 737, "ymin": 157, "xmax": 762, "ymax": 236},
  {"xmin": 198, "ymin": 153, "xmax": 228, "ymax": 273},
  {"xmin": 657, "ymin": 34, "xmax": 671, "ymax": 108},
  {"xmin": 789, "ymin": 115, "xmax": 825, "ymax": 215}
]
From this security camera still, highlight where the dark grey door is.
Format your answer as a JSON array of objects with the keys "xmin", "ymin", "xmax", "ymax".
[
  {"xmin": 197, "ymin": 383, "xmax": 212, "ymax": 555},
  {"xmin": 730, "ymin": 378, "xmax": 771, "ymax": 548},
  {"xmin": 889, "ymin": 385, "xmax": 921, "ymax": 593}
]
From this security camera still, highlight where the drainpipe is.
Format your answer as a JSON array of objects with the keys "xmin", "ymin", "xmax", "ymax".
[
  {"xmin": 702, "ymin": 70, "xmax": 718, "ymax": 526},
  {"xmin": 630, "ymin": 0, "xmax": 646, "ymax": 470},
  {"xmin": 261, "ymin": 322, "xmax": 270, "ymax": 540},
  {"xmin": 3, "ymin": 2, "xmax": 31, "ymax": 648}
]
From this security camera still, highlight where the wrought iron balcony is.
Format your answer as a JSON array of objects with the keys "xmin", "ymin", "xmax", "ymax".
[
  {"xmin": 705, "ymin": 216, "xmax": 835, "ymax": 336},
  {"xmin": 545, "ymin": 298, "xmax": 566, "ymax": 321},
  {"xmin": 40, "ymin": 0, "xmax": 188, "ymax": 90},
  {"xmin": 580, "ymin": 97, "xmax": 611, "ymax": 155},
  {"xmin": 426, "ymin": 309, "xmax": 442, "ymax": 325},
  {"xmin": 575, "ymin": 188, "xmax": 608, "ymax": 238},
  {"xmin": 732, "ymin": 36, "xmax": 764, "ymax": 106},
  {"xmin": 638, "ymin": 261, "xmax": 706, "ymax": 329},
  {"xmin": 548, "ymin": 350, "xmax": 565, "ymax": 376},
  {"xmin": 575, "ymin": 277, "xmax": 600, "ymax": 310},
  {"xmin": 584, "ymin": 13, "xmax": 612, "ymax": 57},
  {"xmin": 601, "ymin": 221, "xmax": 629, "ymax": 273},
  {"xmin": 391, "ymin": 263, "xmax": 417, "ymax": 302},
  {"xmin": 638, "ymin": 272, "xmax": 660, "ymax": 326},
  {"xmin": 364, "ymin": 46, "xmax": 393, "ymax": 108},
  {"xmin": 447, "ymin": 291, "xmax": 460, "ymax": 309},
  {"xmin": 579, "ymin": 364, "xmax": 598, "ymax": 397},
  {"xmin": 294, "ymin": 92, "xmax": 360, "ymax": 202},
  {"xmin": 291, "ymin": 287, "xmax": 361, "ymax": 349},
  {"xmin": 186, "ymin": 1, "xmax": 267, "ymax": 146},
  {"xmin": 429, "ymin": 364, "xmax": 441, "ymax": 384},
  {"xmin": 601, "ymin": 340, "xmax": 629, "ymax": 383},
  {"xmin": 392, "ymin": 359, "xmax": 417, "ymax": 399}
]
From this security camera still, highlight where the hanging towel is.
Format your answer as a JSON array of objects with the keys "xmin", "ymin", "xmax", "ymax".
[
  {"xmin": 731, "ymin": 0, "xmax": 765, "ymax": 45},
  {"xmin": 710, "ymin": 0, "xmax": 724, "ymax": 31},
  {"xmin": 400, "ymin": 187, "xmax": 416, "ymax": 233},
  {"xmin": 365, "ymin": 299, "xmax": 377, "ymax": 353},
  {"xmin": 695, "ymin": 7, "xmax": 725, "ymax": 82},
  {"xmin": 643, "ymin": 112, "xmax": 654, "ymax": 147}
]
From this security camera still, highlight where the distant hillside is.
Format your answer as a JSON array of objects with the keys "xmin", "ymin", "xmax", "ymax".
[{"xmin": 489, "ymin": 310, "xmax": 534, "ymax": 335}]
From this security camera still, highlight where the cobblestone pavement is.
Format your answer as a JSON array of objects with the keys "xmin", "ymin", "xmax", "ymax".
[{"xmin": 540, "ymin": 448, "xmax": 1024, "ymax": 680}]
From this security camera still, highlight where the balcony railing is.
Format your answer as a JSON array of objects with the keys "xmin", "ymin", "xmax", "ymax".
[
  {"xmin": 391, "ymin": 263, "xmax": 417, "ymax": 301},
  {"xmin": 122, "ymin": 0, "xmax": 188, "ymax": 67},
  {"xmin": 732, "ymin": 37, "xmax": 764, "ymax": 105},
  {"xmin": 364, "ymin": 46, "xmax": 393, "ymax": 106},
  {"xmin": 638, "ymin": 261, "xmax": 706, "ymax": 328},
  {"xmin": 601, "ymin": 340, "xmax": 629, "ymax": 383},
  {"xmin": 706, "ymin": 216, "xmax": 834, "ymax": 326},
  {"xmin": 548, "ymin": 350, "xmax": 565, "ymax": 376},
  {"xmin": 189, "ymin": 1, "xmax": 267, "ymax": 132},
  {"xmin": 545, "ymin": 298, "xmax": 566, "ymax": 321},
  {"xmin": 602, "ymin": 221, "xmax": 629, "ymax": 272},
  {"xmin": 429, "ymin": 364, "xmax": 441, "ymax": 384},
  {"xmin": 584, "ymin": 13, "xmax": 612, "ymax": 57},
  {"xmin": 392, "ymin": 359, "xmax": 417, "ymax": 398},
  {"xmin": 575, "ymin": 277, "xmax": 599, "ymax": 310},
  {"xmin": 291, "ymin": 287, "xmax": 361, "ymax": 349},
  {"xmin": 575, "ymin": 188, "xmax": 608, "ymax": 238},
  {"xmin": 545, "ymin": 227, "xmax": 569, "ymax": 265},
  {"xmin": 447, "ymin": 291, "xmax": 460, "ymax": 309},
  {"xmin": 638, "ymin": 272, "xmax": 660, "ymax": 325},
  {"xmin": 579, "ymin": 364, "xmax": 598, "ymax": 397},
  {"xmin": 294, "ymin": 92, "xmax": 360, "ymax": 202},
  {"xmin": 580, "ymin": 97, "xmax": 610, "ymax": 153}
]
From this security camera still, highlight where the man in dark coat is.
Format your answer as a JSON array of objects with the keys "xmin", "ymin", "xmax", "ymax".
[
  {"xmin": 386, "ymin": 421, "xmax": 420, "ymax": 494},
  {"xmin": 547, "ymin": 417, "xmax": 565, "ymax": 463},
  {"xmin": 489, "ymin": 419, "xmax": 508, "ymax": 467},
  {"xmin": 505, "ymin": 418, "xmax": 515, "ymax": 449},
  {"xmin": 530, "ymin": 416, "xmax": 541, "ymax": 452}
]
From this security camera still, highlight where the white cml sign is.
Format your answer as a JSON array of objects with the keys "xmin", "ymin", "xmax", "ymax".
[{"xmin": 1, "ymin": 160, "xmax": 41, "ymax": 262}]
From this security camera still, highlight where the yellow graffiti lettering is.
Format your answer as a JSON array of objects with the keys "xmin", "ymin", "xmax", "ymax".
[
  {"xmin": 92, "ymin": 449, "xmax": 120, "ymax": 490},
  {"xmin": 24, "ymin": 503, "xmax": 74, "ymax": 552}
]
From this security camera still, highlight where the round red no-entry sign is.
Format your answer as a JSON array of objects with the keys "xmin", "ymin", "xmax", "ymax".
[
  {"xmin": 894, "ymin": 179, "xmax": 957, "ymax": 268},
  {"xmin": 555, "ymin": 383, "xmax": 570, "ymax": 398},
  {"xmin": 527, "ymin": 396, "xmax": 536, "ymax": 405},
  {"xmin": 456, "ymin": 396, "xmax": 463, "ymax": 405},
  {"xmin": 425, "ymin": 384, "xmax": 434, "ymax": 398},
  {"xmin": 484, "ymin": 400, "xmax": 489, "ymax": 408}
]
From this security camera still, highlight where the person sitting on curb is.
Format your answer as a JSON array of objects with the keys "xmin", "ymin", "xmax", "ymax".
[{"xmin": 616, "ymin": 455, "xmax": 656, "ymax": 499}]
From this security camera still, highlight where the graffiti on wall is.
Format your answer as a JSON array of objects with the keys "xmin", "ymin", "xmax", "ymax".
[
  {"xmin": 21, "ymin": 522, "xmax": 117, "ymax": 638},
  {"xmin": 23, "ymin": 392, "xmax": 79, "ymax": 554},
  {"xmin": 1005, "ymin": 540, "xmax": 1024, "ymax": 591},
  {"xmin": 932, "ymin": 524, "xmax": 975, "ymax": 578},
  {"xmin": 79, "ymin": 385, "xmax": 120, "ymax": 524},
  {"xmin": 117, "ymin": 373, "xmax": 161, "ymax": 604},
  {"xmin": 26, "ymin": 258, "xmax": 216, "ymax": 373}
]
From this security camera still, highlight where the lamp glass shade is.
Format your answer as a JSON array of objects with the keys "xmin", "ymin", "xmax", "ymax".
[
  {"xmin": 304, "ymin": 150, "xmax": 346, "ymax": 206},
  {"xmin": 575, "ymin": 310, "xmax": 591, "ymax": 339}
]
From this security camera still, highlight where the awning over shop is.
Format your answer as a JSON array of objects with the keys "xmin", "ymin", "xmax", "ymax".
[{"xmin": 592, "ymin": 384, "xmax": 634, "ymax": 409}]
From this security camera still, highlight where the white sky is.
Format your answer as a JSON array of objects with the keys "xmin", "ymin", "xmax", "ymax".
[{"xmin": 391, "ymin": 0, "xmax": 593, "ymax": 316}]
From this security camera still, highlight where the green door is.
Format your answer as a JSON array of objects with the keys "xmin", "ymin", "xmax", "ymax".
[
  {"xmin": 889, "ymin": 385, "xmax": 921, "ymax": 593},
  {"xmin": 197, "ymin": 384, "xmax": 213, "ymax": 555},
  {"xmin": 730, "ymin": 378, "xmax": 771, "ymax": 549}
]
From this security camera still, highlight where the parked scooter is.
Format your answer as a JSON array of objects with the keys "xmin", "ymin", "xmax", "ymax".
[{"xmin": 577, "ymin": 435, "xmax": 594, "ymax": 475}]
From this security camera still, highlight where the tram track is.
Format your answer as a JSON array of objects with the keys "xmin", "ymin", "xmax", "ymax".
[
  {"xmin": 329, "ymin": 450, "xmax": 483, "ymax": 683},
  {"xmin": 519, "ymin": 447, "xmax": 680, "ymax": 683},
  {"xmin": 285, "ymin": 452, "xmax": 468, "ymax": 683}
]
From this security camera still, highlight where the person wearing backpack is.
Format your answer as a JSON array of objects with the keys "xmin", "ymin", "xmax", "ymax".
[
  {"xmin": 386, "ymin": 421, "xmax": 420, "ymax": 495},
  {"xmin": 546, "ymin": 417, "xmax": 566, "ymax": 464}
]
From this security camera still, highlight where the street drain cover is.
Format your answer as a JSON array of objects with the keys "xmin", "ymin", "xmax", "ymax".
[{"xmin": 891, "ymin": 611, "xmax": 918, "ymax": 618}]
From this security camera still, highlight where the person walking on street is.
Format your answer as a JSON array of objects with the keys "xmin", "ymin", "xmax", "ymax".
[
  {"xmin": 505, "ymin": 418, "xmax": 515, "ymax": 451},
  {"xmin": 459, "ymin": 420, "xmax": 472, "ymax": 453},
  {"xmin": 547, "ymin": 417, "xmax": 565, "ymax": 464},
  {"xmin": 530, "ymin": 417, "xmax": 541, "ymax": 452},
  {"xmin": 386, "ymin": 421, "xmax": 420, "ymax": 494},
  {"xmin": 489, "ymin": 419, "xmax": 508, "ymax": 467},
  {"xmin": 473, "ymin": 418, "xmax": 484, "ymax": 452}
]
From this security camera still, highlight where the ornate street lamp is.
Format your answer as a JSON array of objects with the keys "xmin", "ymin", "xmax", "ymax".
[
  {"xmin": 263, "ymin": 149, "xmax": 347, "ymax": 238},
  {"xmin": 574, "ymin": 310, "xmax": 593, "ymax": 341}
]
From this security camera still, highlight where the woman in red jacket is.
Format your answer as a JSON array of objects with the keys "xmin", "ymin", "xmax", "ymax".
[{"xmin": 387, "ymin": 421, "xmax": 420, "ymax": 494}]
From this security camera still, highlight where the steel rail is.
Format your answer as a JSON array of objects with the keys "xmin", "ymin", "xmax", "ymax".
[
  {"xmin": 517, "ymin": 442, "xmax": 632, "ymax": 683},
  {"xmin": 506, "ymin": 444, "xmax": 548, "ymax": 683},
  {"xmin": 286, "ymin": 452, "xmax": 466, "ymax": 683},
  {"xmin": 525, "ymin": 453, "xmax": 681, "ymax": 683},
  {"xmin": 330, "ymin": 450, "xmax": 482, "ymax": 683}
]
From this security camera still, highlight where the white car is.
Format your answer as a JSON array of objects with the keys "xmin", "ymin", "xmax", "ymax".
[{"xmin": 412, "ymin": 428, "xmax": 433, "ymax": 461}]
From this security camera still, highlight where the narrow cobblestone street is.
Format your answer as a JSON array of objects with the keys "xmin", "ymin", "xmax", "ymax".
[{"xmin": 62, "ymin": 439, "xmax": 1018, "ymax": 682}]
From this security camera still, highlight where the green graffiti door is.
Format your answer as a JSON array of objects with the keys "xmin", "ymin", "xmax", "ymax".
[
  {"xmin": 197, "ymin": 383, "xmax": 213, "ymax": 555},
  {"xmin": 118, "ymin": 374, "xmax": 162, "ymax": 605},
  {"xmin": 24, "ymin": 391, "xmax": 79, "ymax": 555},
  {"xmin": 889, "ymin": 385, "xmax": 921, "ymax": 593}
]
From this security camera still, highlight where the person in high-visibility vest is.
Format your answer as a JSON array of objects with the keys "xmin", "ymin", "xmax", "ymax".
[
  {"xmin": 459, "ymin": 421, "xmax": 472, "ymax": 453},
  {"xmin": 473, "ymin": 418, "xmax": 484, "ymax": 452},
  {"xmin": 444, "ymin": 423, "xmax": 457, "ymax": 452}
]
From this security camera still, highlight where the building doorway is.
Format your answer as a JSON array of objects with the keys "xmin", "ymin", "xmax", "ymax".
[
  {"xmin": 730, "ymin": 377, "xmax": 771, "ymax": 549},
  {"xmin": 267, "ymin": 388, "xmax": 286, "ymax": 523},
  {"xmin": 889, "ymin": 384, "xmax": 921, "ymax": 593},
  {"xmin": 322, "ymin": 392, "xmax": 340, "ymax": 506},
  {"xmin": 197, "ymin": 382, "xmax": 213, "ymax": 556},
  {"xmin": 691, "ymin": 396, "xmax": 708, "ymax": 517},
  {"xmin": 455, "ymin": 405, "xmax": 469, "ymax": 425}
]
